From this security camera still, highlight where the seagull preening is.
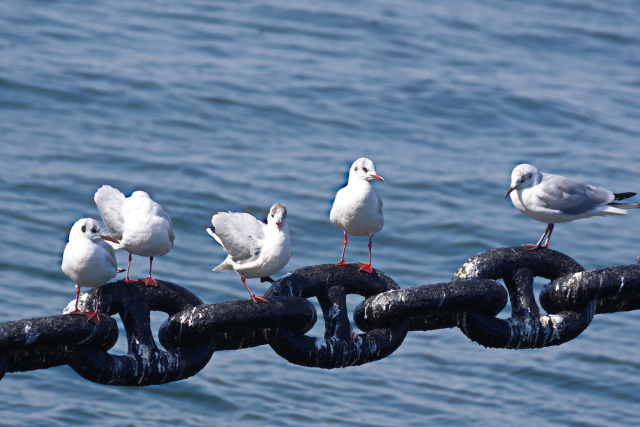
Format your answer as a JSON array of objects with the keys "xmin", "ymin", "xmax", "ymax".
[
  {"xmin": 206, "ymin": 203, "xmax": 291, "ymax": 303},
  {"xmin": 61, "ymin": 218, "xmax": 118, "ymax": 324},
  {"xmin": 330, "ymin": 157, "xmax": 384, "ymax": 273},
  {"xmin": 94, "ymin": 185, "xmax": 174, "ymax": 287},
  {"xmin": 505, "ymin": 163, "xmax": 640, "ymax": 250}
]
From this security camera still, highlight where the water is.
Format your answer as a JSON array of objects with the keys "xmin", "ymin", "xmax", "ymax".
[{"xmin": 1, "ymin": 0, "xmax": 640, "ymax": 425}]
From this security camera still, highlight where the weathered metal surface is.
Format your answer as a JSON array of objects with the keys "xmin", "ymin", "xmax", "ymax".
[
  {"xmin": 1, "ymin": 247, "xmax": 640, "ymax": 384},
  {"xmin": 541, "ymin": 265, "xmax": 640, "ymax": 314},
  {"xmin": 452, "ymin": 247, "xmax": 594, "ymax": 349},
  {"xmin": 0, "ymin": 314, "xmax": 118, "ymax": 379},
  {"xmin": 266, "ymin": 264, "xmax": 409, "ymax": 368},
  {"xmin": 66, "ymin": 280, "xmax": 215, "ymax": 386},
  {"xmin": 353, "ymin": 279, "xmax": 507, "ymax": 331},
  {"xmin": 159, "ymin": 296, "xmax": 317, "ymax": 351}
]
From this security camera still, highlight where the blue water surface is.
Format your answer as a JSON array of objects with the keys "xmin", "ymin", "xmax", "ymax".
[{"xmin": 1, "ymin": 0, "xmax": 640, "ymax": 425}]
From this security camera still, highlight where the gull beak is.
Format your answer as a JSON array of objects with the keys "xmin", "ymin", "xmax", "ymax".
[
  {"xmin": 504, "ymin": 187, "xmax": 515, "ymax": 199},
  {"xmin": 276, "ymin": 221, "xmax": 281, "ymax": 231},
  {"xmin": 372, "ymin": 174, "xmax": 385, "ymax": 182},
  {"xmin": 101, "ymin": 234, "xmax": 119, "ymax": 243}
]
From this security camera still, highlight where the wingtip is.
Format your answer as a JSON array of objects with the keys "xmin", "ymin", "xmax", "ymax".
[{"xmin": 614, "ymin": 192, "xmax": 637, "ymax": 201}]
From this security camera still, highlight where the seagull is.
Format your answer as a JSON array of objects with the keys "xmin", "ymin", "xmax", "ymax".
[
  {"xmin": 505, "ymin": 163, "xmax": 639, "ymax": 250},
  {"xmin": 206, "ymin": 203, "xmax": 291, "ymax": 303},
  {"xmin": 61, "ymin": 218, "xmax": 118, "ymax": 324},
  {"xmin": 330, "ymin": 157, "xmax": 384, "ymax": 273},
  {"xmin": 94, "ymin": 185, "xmax": 174, "ymax": 287}
]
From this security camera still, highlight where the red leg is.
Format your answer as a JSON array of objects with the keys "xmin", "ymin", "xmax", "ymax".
[
  {"xmin": 124, "ymin": 252, "xmax": 138, "ymax": 284},
  {"xmin": 539, "ymin": 223, "xmax": 554, "ymax": 248},
  {"xmin": 141, "ymin": 256, "xmax": 158, "ymax": 287},
  {"xmin": 85, "ymin": 288, "xmax": 101, "ymax": 325},
  {"xmin": 241, "ymin": 275, "xmax": 267, "ymax": 303},
  {"xmin": 335, "ymin": 231, "xmax": 350, "ymax": 266},
  {"xmin": 523, "ymin": 223, "xmax": 554, "ymax": 251},
  {"xmin": 357, "ymin": 236, "xmax": 374, "ymax": 273},
  {"xmin": 68, "ymin": 285, "xmax": 83, "ymax": 316}
]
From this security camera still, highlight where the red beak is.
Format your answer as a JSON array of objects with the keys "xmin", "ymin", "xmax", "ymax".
[
  {"xmin": 101, "ymin": 235, "xmax": 119, "ymax": 243},
  {"xmin": 505, "ymin": 187, "xmax": 515, "ymax": 199},
  {"xmin": 372, "ymin": 174, "xmax": 385, "ymax": 182}
]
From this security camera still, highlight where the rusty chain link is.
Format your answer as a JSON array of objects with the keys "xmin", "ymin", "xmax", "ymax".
[{"xmin": 1, "ymin": 246, "xmax": 639, "ymax": 385}]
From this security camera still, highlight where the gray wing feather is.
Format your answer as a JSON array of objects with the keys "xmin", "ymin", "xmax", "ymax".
[
  {"xmin": 94, "ymin": 185, "xmax": 126, "ymax": 239},
  {"xmin": 210, "ymin": 212, "xmax": 265, "ymax": 262},
  {"xmin": 538, "ymin": 174, "xmax": 614, "ymax": 214}
]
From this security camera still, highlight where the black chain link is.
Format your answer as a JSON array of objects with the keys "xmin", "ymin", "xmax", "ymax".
[
  {"xmin": 452, "ymin": 247, "xmax": 593, "ymax": 349},
  {"xmin": 265, "ymin": 264, "xmax": 409, "ymax": 368},
  {"xmin": 1, "ymin": 247, "xmax": 639, "ymax": 385}
]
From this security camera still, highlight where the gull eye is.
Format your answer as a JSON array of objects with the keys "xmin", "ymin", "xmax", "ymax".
[
  {"xmin": 354, "ymin": 166, "xmax": 358, "ymax": 171},
  {"xmin": 91, "ymin": 227, "xmax": 98, "ymax": 233},
  {"xmin": 363, "ymin": 167, "xmax": 368, "ymax": 173},
  {"xmin": 81, "ymin": 225, "xmax": 86, "ymax": 233}
]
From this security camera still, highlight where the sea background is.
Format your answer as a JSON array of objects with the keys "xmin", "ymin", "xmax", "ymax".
[{"xmin": 1, "ymin": 0, "xmax": 640, "ymax": 425}]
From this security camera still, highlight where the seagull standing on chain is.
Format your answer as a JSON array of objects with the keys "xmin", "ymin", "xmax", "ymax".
[
  {"xmin": 330, "ymin": 157, "xmax": 384, "ymax": 273},
  {"xmin": 207, "ymin": 203, "xmax": 291, "ymax": 303},
  {"xmin": 61, "ymin": 218, "xmax": 118, "ymax": 324},
  {"xmin": 94, "ymin": 185, "xmax": 174, "ymax": 286},
  {"xmin": 505, "ymin": 163, "xmax": 639, "ymax": 250}
]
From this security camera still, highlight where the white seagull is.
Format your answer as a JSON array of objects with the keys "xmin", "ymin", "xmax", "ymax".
[
  {"xmin": 330, "ymin": 157, "xmax": 384, "ymax": 273},
  {"xmin": 505, "ymin": 163, "xmax": 639, "ymax": 250},
  {"xmin": 61, "ymin": 218, "xmax": 118, "ymax": 324},
  {"xmin": 206, "ymin": 203, "xmax": 291, "ymax": 303},
  {"xmin": 94, "ymin": 185, "xmax": 174, "ymax": 287}
]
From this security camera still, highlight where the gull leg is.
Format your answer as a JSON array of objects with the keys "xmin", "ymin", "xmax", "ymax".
[
  {"xmin": 85, "ymin": 288, "xmax": 101, "ymax": 325},
  {"xmin": 123, "ymin": 252, "xmax": 138, "ymax": 284},
  {"xmin": 539, "ymin": 223, "xmax": 554, "ymax": 248},
  {"xmin": 141, "ymin": 256, "xmax": 158, "ymax": 287},
  {"xmin": 335, "ymin": 231, "xmax": 350, "ymax": 266},
  {"xmin": 523, "ymin": 223, "xmax": 554, "ymax": 250},
  {"xmin": 68, "ymin": 285, "xmax": 83, "ymax": 316},
  {"xmin": 357, "ymin": 236, "xmax": 374, "ymax": 274},
  {"xmin": 241, "ymin": 275, "xmax": 267, "ymax": 303}
]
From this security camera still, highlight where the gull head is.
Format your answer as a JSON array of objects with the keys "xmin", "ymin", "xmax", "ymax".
[
  {"xmin": 349, "ymin": 158, "xmax": 384, "ymax": 183},
  {"xmin": 69, "ymin": 218, "xmax": 103, "ymax": 243},
  {"xmin": 68, "ymin": 217, "xmax": 119, "ymax": 244},
  {"xmin": 268, "ymin": 203, "xmax": 288, "ymax": 231},
  {"xmin": 130, "ymin": 190, "xmax": 151, "ymax": 200},
  {"xmin": 505, "ymin": 163, "xmax": 539, "ymax": 198}
]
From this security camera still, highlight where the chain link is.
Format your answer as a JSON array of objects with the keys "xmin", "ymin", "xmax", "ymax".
[
  {"xmin": 452, "ymin": 247, "xmax": 593, "ymax": 349},
  {"xmin": 266, "ymin": 264, "xmax": 409, "ymax": 368},
  {"xmin": 1, "ymin": 247, "xmax": 639, "ymax": 385}
]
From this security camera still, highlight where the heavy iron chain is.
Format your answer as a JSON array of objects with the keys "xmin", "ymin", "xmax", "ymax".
[{"xmin": 1, "ymin": 247, "xmax": 639, "ymax": 386}]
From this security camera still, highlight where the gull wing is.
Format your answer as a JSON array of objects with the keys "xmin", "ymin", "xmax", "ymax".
[
  {"xmin": 537, "ymin": 173, "xmax": 614, "ymax": 215},
  {"xmin": 98, "ymin": 240, "xmax": 118, "ymax": 271},
  {"xmin": 94, "ymin": 185, "xmax": 126, "ymax": 240},
  {"xmin": 209, "ymin": 212, "xmax": 265, "ymax": 262},
  {"xmin": 152, "ymin": 200, "xmax": 175, "ymax": 245}
]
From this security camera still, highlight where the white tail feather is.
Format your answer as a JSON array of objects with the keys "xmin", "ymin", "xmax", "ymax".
[
  {"xmin": 213, "ymin": 261, "xmax": 233, "ymax": 271},
  {"xmin": 609, "ymin": 203, "xmax": 640, "ymax": 210}
]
